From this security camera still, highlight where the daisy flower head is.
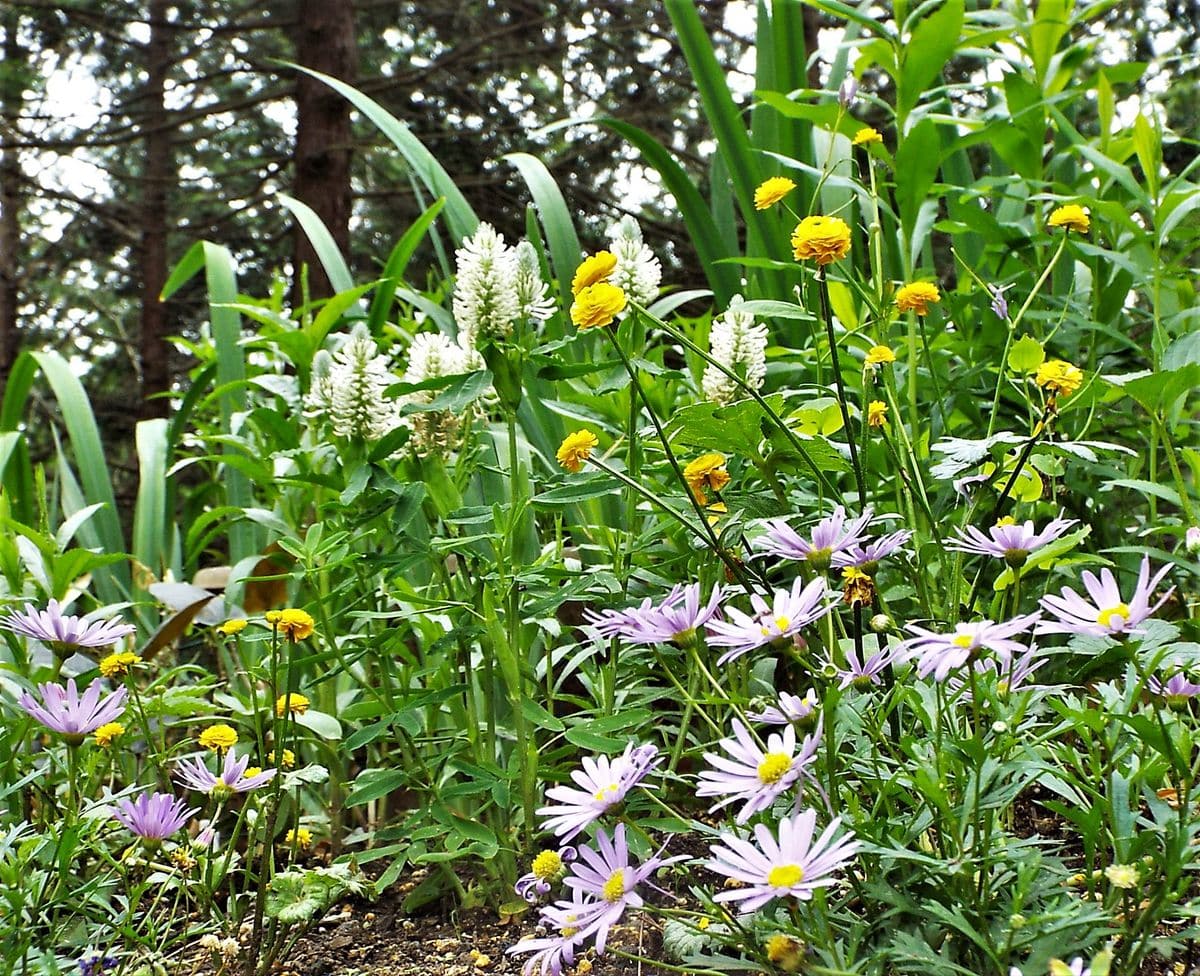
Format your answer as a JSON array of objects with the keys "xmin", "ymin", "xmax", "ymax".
[
  {"xmin": 584, "ymin": 582, "xmax": 722, "ymax": 649},
  {"xmin": 215, "ymin": 618, "xmax": 247, "ymax": 636},
  {"xmin": 275, "ymin": 692, "xmax": 310, "ymax": 718},
  {"xmin": 900, "ymin": 613, "xmax": 1040, "ymax": 682},
  {"xmin": 864, "ymin": 344, "xmax": 896, "ymax": 369},
  {"xmin": 556, "ymin": 429, "xmax": 598, "ymax": 474},
  {"xmin": 94, "ymin": 721, "xmax": 125, "ymax": 748},
  {"xmin": 570, "ymin": 282, "xmax": 626, "ymax": 330},
  {"xmin": 1146, "ymin": 671, "xmax": 1200, "ymax": 710},
  {"xmin": 832, "ymin": 529, "xmax": 912, "ymax": 572},
  {"xmin": 946, "ymin": 647, "xmax": 1047, "ymax": 700},
  {"xmin": 571, "ymin": 251, "xmax": 616, "ymax": 295},
  {"xmin": 706, "ymin": 576, "xmax": 834, "ymax": 666},
  {"xmin": 112, "ymin": 791, "xmax": 198, "ymax": 846},
  {"xmin": 536, "ymin": 742, "xmax": 660, "ymax": 842},
  {"xmin": 746, "ymin": 689, "xmax": 819, "ymax": 727},
  {"xmin": 508, "ymin": 888, "xmax": 596, "ymax": 976},
  {"xmin": 516, "ymin": 847, "xmax": 577, "ymax": 904},
  {"xmin": 697, "ymin": 719, "xmax": 820, "ymax": 824},
  {"xmin": 756, "ymin": 506, "xmax": 874, "ymax": 571},
  {"xmin": 198, "ymin": 723, "xmax": 238, "ymax": 753},
  {"xmin": 98, "ymin": 651, "xmax": 140, "ymax": 680},
  {"xmin": 18, "ymin": 678, "xmax": 128, "ymax": 745},
  {"xmin": 835, "ymin": 642, "xmax": 894, "ymax": 690},
  {"xmin": 1038, "ymin": 556, "xmax": 1172, "ymax": 639},
  {"xmin": 1, "ymin": 599, "xmax": 135, "ymax": 658},
  {"xmin": 852, "ymin": 126, "xmax": 882, "ymax": 147},
  {"xmin": 273, "ymin": 609, "xmax": 314, "ymax": 642},
  {"xmin": 1035, "ymin": 359, "xmax": 1084, "ymax": 399},
  {"xmin": 175, "ymin": 749, "xmax": 276, "ymax": 800},
  {"xmin": 683, "ymin": 453, "xmax": 730, "ymax": 505},
  {"xmin": 706, "ymin": 808, "xmax": 859, "ymax": 913},
  {"xmin": 948, "ymin": 513, "xmax": 1078, "ymax": 568}
]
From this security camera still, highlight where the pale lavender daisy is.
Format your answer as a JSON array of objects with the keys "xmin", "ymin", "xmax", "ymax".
[
  {"xmin": 746, "ymin": 689, "xmax": 819, "ymax": 726},
  {"xmin": 831, "ymin": 529, "xmax": 912, "ymax": 570},
  {"xmin": 1147, "ymin": 672, "xmax": 1200, "ymax": 706},
  {"xmin": 948, "ymin": 514, "xmax": 1077, "ymax": 567},
  {"xmin": 175, "ymin": 749, "xmax": 276, "ymax": 799},
  {"xmin": 1038, "ymin": 557, "xmax": 1172, "ymax": 638},
  {"xmin": 900, "ymin": 613, "xmax": 1040, "ymax": 681},
  {"xmin": 112, "ymin": 791, "xmax": 197, "ymax": 843},
  {"xmin": 835, "ymin": 643, "xmax": 894, "ymax": 689},
  {"xmin": 706, "ymin": 808, "xmax": 859, "ymax": 913},
  {"xmin": 536, "ymin": 742, "xmax": 659, "ymax": 842},
  {"xmin": 506, "ymin": 925, "xmax": 582, "ymax": 976},
  {"xmin": 755, "ymin": 506, "xmax": 874, "ymax": 570},
  {"xmin": 706, "ymin": 577, "xmax": 834, "ymax": 666},
  {"xmin": 18, "ymin": 678, "xmax": 128, "ymax": 744},
  {"xmin": 562, "ymin": 823, "xmax": 684, "ymax": 954},
  {"xmin": 946, "ymin": 648, "xmax": 1047, "ymax": 700},
  {"xmin": 584, "ymin": 583, "xmax": 722, "ymax": 647},
  {"xmin": 515, "ymin": 846, "xmax": 577, "ymax": 904},
  {"xmin": 0, "ymin": 599, "xmax": 134, "ymax": 656},
  {"xmin": 697, "ymin": 719, "xmax": 820, "ymax": 823}
]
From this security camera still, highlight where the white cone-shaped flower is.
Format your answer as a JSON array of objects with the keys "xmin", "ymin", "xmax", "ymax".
[
  {"xmin": 703, "ymin": 295, "xmax": 768, "ymax": 405},
  {"xmin": 305, "ymin": 326, "xmax": 400, "ymax": 442},
  {"xmin": 606, "ymin": 216, "xmax": 661, "ymax": 308},
  {"xmin": 514, "ymin": 240, "xmax": 556, "ymax": 323},
  {"xmin": 453, "ymin": 222, "xmax": 520, "ymax": 342}
]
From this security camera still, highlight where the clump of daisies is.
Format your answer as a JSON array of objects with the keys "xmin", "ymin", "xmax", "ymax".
[
  {"xmin": 702, "ymin": 295, "xmax": 768, "ymax": 405},
  {"xmin": 396, "ymin": 331, "xmax": 486, "ymax": 458},
  {"xmin": 304, "ymin": 324, "xmax": 401, "ymax": 443}
]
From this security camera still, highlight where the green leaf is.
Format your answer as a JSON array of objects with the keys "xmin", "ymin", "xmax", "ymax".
[
  {"xmin": 504, "ymin": 153, "xmax": 582, "ymax": 311},
  {"xmin": 346, "ymin": 768, "xmax": 408, "ymax": 806},
  {"xmin": 368, "ymin": 198, "xmax": 446, "ymax": 333},
  {"xmin": 278, "ymin": 193, "xmax": 356, "ymax": 295},
  {"xmin": 296, "ymin": 709, "xmax": 342, "ymax": 740},
  {"xmin": 1008, "ymin": 335, "xmax": 1046, "ymax": 374},
  {"xmin": 395, "ymin": 370, "xmax": 492, "ymax": 415},
  {"xmin": 893, "ymin": 119, "xmax": 942, "ymax": 236},
  {"xmin": 898, "ymin": 0, "xmax": 963, "ymax": 117},
  {"xmin": 132, "ymin": 419, "xmax": 169, "ymax": 586}
]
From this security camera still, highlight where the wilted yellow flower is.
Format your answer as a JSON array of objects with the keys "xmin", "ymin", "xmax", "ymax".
[
  {"xmin": 1105, "ymin": 863, "xmax": 1139, "ymax": 889},
  {"xmin": 765, "ymin": 933, "xmax": 806, "ymax": 972},
  {"xmin": 867, "ymin": 400, "xmax": 888, "ymax": 427},
  {"xmin": 274, "ymin": 609, "xmax": 315, "ymax": 642},
  {"xmin": 1048, "ymin": 204, "xmax": 1090, "ymax": 234},
  {"xmin": 570, "ymin": 282, "xmax": 627, "ymax": 329},
  {"xmin": 199, "ymin": 723, "xmax": 238, "ymax": 753},
  {"xmin": 705, "ymin": 501, "xmax": 728, "ymax": 527},
  {"xmin": 864, "ymin": 344, "xmax": 896, "ymax": 368},
  {"xmin": 276, "ymin": 692, "xmax": 310, "ymax": 718},
  {"xmin": 94, "ymin": 721, "xmax": 125, "ymax": 748},
  {"xmin": 1035, "ymin": 359, "xmax": 1083, "ymax": 398},
  {"xmin": 286, "ymin": 827, "xmax": 313, "ymax": 851},
  {"xmin": 842, "ymin": 566, "xmax": 875, "ymax": 607},
  {"xmin": 556, "ymin": 430, "xmax": 598, "ymax": 473},
  {"xmin": 216, "ymin": 619, "xmax": 247, "ymax": 636},
  {"xmin": 791, "ymin": 215, "xmax": 851, "ymax": 265},
  {"xmin": 571, "ymin": 251, "xmax": 617, "ymax": 295},
  {"xmin": 851, "ymin": 126, "xmax": 882, "ymax": 147},
  {"xmin": 99, "ymin": 651, "xmax": 140, "ymax": 680},
  {"xmin": 683, "ymin": 453, "xmax": 730, "ymax": 505},
  {"xmin": 895, "ymin": 281, "xmax": 941, "ymax": 316},
  {"xmin": 753, "ymin": 176, "xmax": 796, "ymax": 210}
]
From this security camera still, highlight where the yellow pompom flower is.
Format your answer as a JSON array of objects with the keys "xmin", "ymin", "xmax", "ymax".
[
  {"xmin": 269, "ymin": 748, "xmax": 296, "ymax": 769},
  {"xmin": 867, "ymin": 400, "xmax": 888, "ymax": 427},
  {"xmin": 264, "ymin": 610, "xmax": 282, "ymax": 624},
  {"xmin": 99, "ymin": 651, "xmax": 140, "ymax": 680},
  {"xmin": 895, "ymin": 282, "xmax": 941, "ymax": 316},
  {"xmin": 851, "ymin": 126, "xmax": 882, "ymax": 146},
  {"xmin": 199, "ymin": 723, "xmax": 238, "ymax": 753},
  {"xmin": 765, "ymin": 933, "xmax": 806, "ymax": 972},
  {"xmin": 864, "ymin": 344, "xmax": 896, "ymax": 368},
  {"xmin": 1035, "ymin": 359, "xmax": 1083, "ymax": 398},
  {"xmin": 286, "ymin": 827, "xmax": 313, "ymax": 851},
  {"xmin": 1048, "ymin": 204, "xmax": 1090, "ymax": 234},
  {"xmin": 571, "ymin": 251, "xmax": 617, "ymax": 295},
  {"xmin": 753, "ymin": 176, "xmax": 796, "ymax": 210},
  {"xmin": 216, "ymin": 619, "xmax": 248, "ymax": 636},
  {"xmin": 556, "ymin": 430, "xmax": 598, "ymax": 474},
  {"xmin": 274, "ymin": 609, "xmax": 315, "ymax": 642},
  {"xmin": 94, "ymin": 721, "xmax": 125, "ymax": 748},
  {"xmin": 683, "ymin": 453, "xmax": 731, "ymax": 505},
  {"xmin": 791, "ymin": 215, "xmax": 851, "ymax": 265},
  {"xmin": 570, "ymin": 282, "xmax": 627, "ymax": 329},
  {"xmin": 276, "ymin": 692, "xmax": 310, "ymax": 718}
]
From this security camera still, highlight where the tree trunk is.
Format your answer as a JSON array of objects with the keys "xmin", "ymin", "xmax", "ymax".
[
  {"xmin": 0, "ymin": 10, "xmax": 24, "ymax": 395},
  {"xmin": 292, "ymin": 0, "xmax": 356, "ymax": 304},
  {"xmin": 137, "ymin": 0, "xmax": 173, "ymax": 419}
]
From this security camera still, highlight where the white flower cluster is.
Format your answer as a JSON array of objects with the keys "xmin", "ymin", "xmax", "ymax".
[
  {"xmin": 398, "ymin": 331, "xmax": 485, "ymax": 458},
  {"xmin": 606, "ymin": 215, "xmax": 661, "ymax": 308},
  {"xmin": 514, "ymin": 240, "xmax": 556, "ymax": 323},
  {"xmin": 304, "ymin": 324, "xmax": 400, "ymax": 442},
  {"xmin": 702, "ymin": 295, "xmax": 768, "ymax": 405},
  {"xmin": 453, "ymin": 223, "xmax": 555, "ymax": 342}
]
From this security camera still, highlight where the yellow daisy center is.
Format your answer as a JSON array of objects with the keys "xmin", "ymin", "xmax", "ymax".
[
  {"xmin": 593, "ymin": 783, "xmax": 620, "ymax": 803},
  {"xmin": 1097, "ymin": 603, "xmax": 1131, "ymax": 629},
  {"xmin": 952, "ymin": 633, "xmax": 974, "ymax": 650},
  {"xmin": 757, "ymin": 751, "xmax": 792, "ymax": 785},
  {"xmin": 767, "ymin": 864, "xmax": 805, "ymax": 888},
  {"xmin": 532, "ymin": 850, "xmax": 563, "ymax": 880},
  {"xmin": 602, "ymin": 869, "xmax": 626, "ymax": 902}
]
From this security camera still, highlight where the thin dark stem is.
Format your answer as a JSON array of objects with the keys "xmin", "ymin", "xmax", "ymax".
[{"xmin": 816, "ymin": 269, "xmax": 867, "ymax": 510}]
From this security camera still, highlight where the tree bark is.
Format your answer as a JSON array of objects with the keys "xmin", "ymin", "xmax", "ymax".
[
  {"xmin": 292, "ymin": 0, "xmax": 356, "ymax": 304},
  {"xmin": 138, "ymin": 0, "xmax": 173, "ymax": 419},
  {"xmin": 0, "ymin": 10, "xmax": 24, "ymax": 395}
]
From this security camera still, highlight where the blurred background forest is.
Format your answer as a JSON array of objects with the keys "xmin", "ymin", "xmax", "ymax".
[{"xmin": 0, "ymin": 0, "xmax": 1196, "ymax": 507}]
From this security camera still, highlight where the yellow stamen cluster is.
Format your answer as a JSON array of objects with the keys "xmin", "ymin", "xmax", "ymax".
[
  {"xmin": 601, "ymin": 868, "xmax": 627, "ymax": 902},
  {"xmin": 99, "ymin": 651, "xmax": 140, "ymax": 680},
  {"xmin": 791, "ymin": 215, "xmax": 851, "ymax": 265},
  {"xmin": 683, "ymin": 453, "xmax": 731, "ymax": 505},
  {"xmin": 556, "ymin": 429, "xmax": 599, "ymax": 474},
  {"xmin": 895, "ymin": 281, "xmax": 941, "ymax": 316},
  {"xmin": 1096, "ymin": 603, "xmax": 1131, "ymax": 630},
  {"xmin": 753, "ymin": 176, "xmax": 796, "ymax": 210},
  {"xmin": 766, "ymin": 863, "xmax": 804, "ymax": 888},
  {"xmin": 532, "ymin": 850, "xmax": 564, "ymax": 881},
  {"xmin": 757, "ymin": 752, "xmax": 792, "ymax": 785},
  {"xmin": 286, "ymin": 827, "xmax": 313, "ymax": 851}
]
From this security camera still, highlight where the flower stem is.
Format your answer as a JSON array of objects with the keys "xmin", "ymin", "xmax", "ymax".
[{"xmin": 816, "ymin": 269, "xmax": 867, "ymax": 510}]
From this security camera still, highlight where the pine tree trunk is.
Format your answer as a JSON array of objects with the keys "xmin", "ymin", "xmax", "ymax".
[
  {"xmin": 138, "ymin": 0, "xmax": 172, "ymax": 419},
  {"xmin": 0, "ymin": 11, "xmax": 23, "ymax": 395},
  {"xmin": 292, "ymin": 0, "xmax": 356, "ymax": 303}
]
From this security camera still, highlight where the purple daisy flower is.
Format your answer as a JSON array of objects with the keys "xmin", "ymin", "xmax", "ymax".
[
  {"xmin": 175, "ymin": 749, "xmax": 276, "ymax": 799},
  {"xmin": 706, "ymin": 577, "xmax": 835, "ymax": 666},
  {"xmin": 507, "ymin": 887, "xmax": 597, "ymax": 976},
  {"xmin": 899, "ymin": 613, "xmax": 1040, "ymax": 681},
  {"xmin": 947, "ymin": 514, "xmax": 1078, "ymax": 567},
  {"xmin": 697, "ymin": 719, "xmax": 820, "ymax": 823},
  {"xmin": 0, "ymin": 599, "xmax": 135, "ymax": 655},
  {"xmin": 746, "ymin": 689, "xmax": 819, "ymax": 726},
  {"xmin": 1147, "ymin": 672, "xmax": 1200, "ymax": 706},
  {"xmin": 835, "ymin": 643, "xmax": 894, "ymax": 690},
  {"xmin": 706, "ymin": 808, "xmax": 859, "ymax": 913},
  {"xmin": 946, "ymin": 648, "xmax": 1047, "ymax": 700},
  {"xmin": 1038, "ymin": 557, "xmax": 1173, "ymax": 638},
  {"xmin": 18, "ymin": 678, "xmax": 128, "ymax": 743},
  {"xmin": 831, "ymin": 529, "xmax": 912, "ymax": 570},
  {"xmin": 584, "ymin": 583, "xmax": 722, "ymax": 647},
  {"xmin": 536, "ymin": 742, "xmax": 659, "ymax": 842},
  {"xmin": 755, "ymin": 506, "xmax": 874, "ymax": 570},
  {"xmin": 111, "ymin": 791, "xmax": 197, "ymax": 843}
]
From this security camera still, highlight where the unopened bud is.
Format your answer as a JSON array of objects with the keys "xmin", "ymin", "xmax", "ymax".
[
  {"xmin": 1186, "ymin": 526, "xmax": 1200, "ymax": 554},
  {"xmin": 838, "ymin": 77, "xmax": 858, "ymax": 107},
  {"xmin": 870, "ymin": 613, "xmax": 894, "ymax": 634}
]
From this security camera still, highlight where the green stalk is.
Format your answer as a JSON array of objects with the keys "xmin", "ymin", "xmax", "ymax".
[{"xmin": 816, "ymin": 268, "xmax": 866, "ymax": 509}]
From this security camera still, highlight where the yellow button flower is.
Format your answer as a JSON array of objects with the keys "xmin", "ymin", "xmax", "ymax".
[
  {"xmin": 276, "ymin": 692, "xmax": 310, "ymax": 718},
  {"xmin": 1048, "ymin": 204, "xmax": 1090, "ymax": 234},
  {"xmin": 216, "ymin": 619, "xmax": 248, "ymax": 636},
  {"xmin": 556, "ymin": 430, "xmax": 598, "ymax": 473},
  {"xmin": 851, "ymin": 127, "xmax": 882, "ymax": 147},
  {"xmin": 94, "ymin": 721, "xmax": 125, "ymax": 748},
  {"xmin": 270, "ymin": 748, "xmax": 296, "ymax": 769},
  {"xmin": 99, "ymin": 651, "xmax": 140, "ymax": 680},
  {"xmin": 286, "ymin": 827, "xmax": 313, "ymax": 851},
  {"xmin": 791, "ymin": 215, "xmax": 851, "ymax": 265},
  {"xmin": 753, "ymin": 176, "xmax": 796, "ymax": 210},
  {"xmin": 864, "ymin": 344, "xmax": 896, "ymax": 368},
  {"xmin": 1035, "ymin": 359, "xmax": 1083, "ymax": 398},
  {"xmin": 571, "ymin": 251, "xmax": 617, "ymax": 295},
  {"xmin": 570, "ymin": 282, "xmax": 627, "ymax": 329},
  {"xmin": 867, "ymin": 400, "xmax": 888, "ymax": 427},
  {"xmin": 895, "ymin": 281, "xmax": 941, "ymax": 316},
  {"xmin": 683, "ymin": 453, "xmax": 731, "ymax": 505},
  {"xmin": 199, "ymin": 723, "xmax": 238, "ymax": 753},
  {"xmin": 274, "ymin": 609, "xmax": 315, "ymax": 642}
]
